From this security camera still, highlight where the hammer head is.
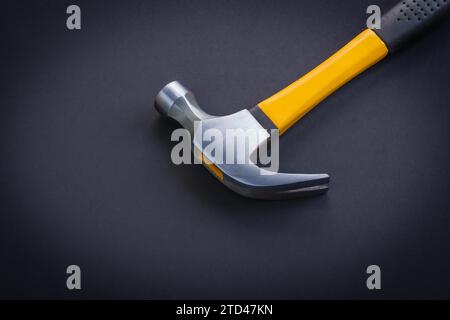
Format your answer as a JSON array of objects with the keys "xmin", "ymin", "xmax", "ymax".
[{"xmin": 155, "ymin": 81, "xmax": 329, "ymax": 199}]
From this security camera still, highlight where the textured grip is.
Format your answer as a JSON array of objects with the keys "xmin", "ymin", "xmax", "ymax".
[{"xmin": 374, "ymin": 0, "xmax": 450, "ymax": 52}]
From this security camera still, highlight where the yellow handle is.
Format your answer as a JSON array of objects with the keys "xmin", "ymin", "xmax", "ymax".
[{"xmin": 258, "ymin": 29, "xmax": 388, "ymax": 134}]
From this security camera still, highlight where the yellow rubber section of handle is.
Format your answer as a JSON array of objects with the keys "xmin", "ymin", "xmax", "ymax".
[{"xmin": 258, "ymin": 29, "xmax": 388, "ymax": 134}]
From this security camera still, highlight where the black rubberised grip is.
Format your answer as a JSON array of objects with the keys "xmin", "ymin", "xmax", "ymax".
[{"xmin": 374, "ymin": 0, "xmax": 450, "ymax": 52}]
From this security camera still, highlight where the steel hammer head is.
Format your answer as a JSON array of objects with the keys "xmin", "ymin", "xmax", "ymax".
[{"xmin": 155, "ymin": 81, "xmax": 329, "ymax": 199}]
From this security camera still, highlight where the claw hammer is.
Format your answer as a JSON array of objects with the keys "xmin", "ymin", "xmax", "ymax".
[{"xmin": 155, "ymin": 0, "xmax": 450, "ymax": 199}]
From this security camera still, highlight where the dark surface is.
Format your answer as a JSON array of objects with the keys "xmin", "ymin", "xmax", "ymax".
[{"xmin": 1, "ymin": 0, "xmax": 450, "ymax": 299}]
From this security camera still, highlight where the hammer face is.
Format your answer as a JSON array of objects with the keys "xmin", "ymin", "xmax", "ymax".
[{"xmin": 155, "ymin": 81, "xmax": 330, "ymax": 199}]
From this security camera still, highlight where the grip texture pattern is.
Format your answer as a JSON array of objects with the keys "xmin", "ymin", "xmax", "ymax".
[{"xmin": 374, "ymin": 0, "xmax": 450, "ymax": 52}]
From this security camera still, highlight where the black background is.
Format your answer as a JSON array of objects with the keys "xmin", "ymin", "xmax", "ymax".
[{"xmin": 1, "ymin": 0, "xmax": 450, "ymax": 299}]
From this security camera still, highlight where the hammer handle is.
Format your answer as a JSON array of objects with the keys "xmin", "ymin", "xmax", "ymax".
[
  {"xmin": 258, "ymin": 29, "xmax": 388, "ymax": 134},
  {"xmin": 257, "ymin": 0, "xmax": 450, "ymax": 134},
  {"xmin": 375, "ymin": 0, "xmax": 450, "ymax": 52}
]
